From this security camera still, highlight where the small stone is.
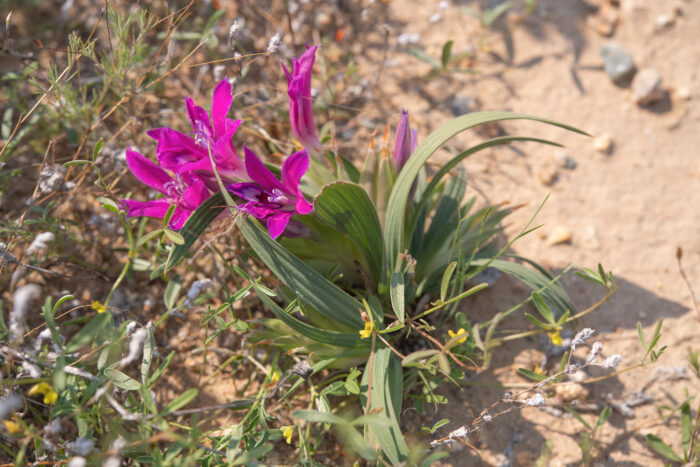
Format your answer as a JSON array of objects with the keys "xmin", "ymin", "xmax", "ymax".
[
  {"xmin": 535, "ymin": 164, "xmax": 558, "ymax": 186},
  {"xmin": 601, "ymin": 43, "xmax": 636, "ymax": 85},
  {"xmin": 675, "ymin": 86, "xmax": 691, "ymax": 100},
  {"xmin": 654, "ymin": 13, "xmax": 674, "ymax": 28},
  {"xmin": 547, "ymin": 226, "xmax": 572, "ymax": 246},
  {"xmin": 450, "ymin": 95, "xmax": 473, "ymax": 117},
  {"xmin": 553, "ymin": 150, "xmax": 576, "ymax": 169},
  {"xmin": 397, "ymin": 33, "xmax": 420, "ymax": 46},
  {"xmin": 593, "ymin": 133, "xmax": 613, "ymax": 154},
  {"xmin": 554, "ymin": 382, "xmax": 589, "ymax": 402},
  {"xmin": 632, "ymin": 68, "xmax": 665, "ymax": 106}
]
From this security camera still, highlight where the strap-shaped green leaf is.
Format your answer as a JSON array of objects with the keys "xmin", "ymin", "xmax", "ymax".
[
  {"xmin": 361, "ymin": 347, "xmax": 409, "ymax": 465},
  {"xmin": 314, "ymin": 181, "xmax": 384, "ymax": 284},
  {"xmin": 164, "ymin": 192, "xmax": 228, "ymax": 272},
  {"xmin": 252, "ymin": 284, "xmax": 365, "ymax": 348},
  {"xmin": 238, "ymin": 216, "xmax": 364, "ymax": 329},
  {"xmin": 475, "ymin": 258, "xmax": 575, "ymax": 316},
  {"xmin": 385, "ymin": 112, "xmax": 587, "ymax": 274}
]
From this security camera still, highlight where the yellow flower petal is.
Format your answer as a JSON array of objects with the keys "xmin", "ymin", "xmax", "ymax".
[
  {"xmin": 3, "ymin": 420, "xmax": 21, "ymax": 434},
  {"xmin": 548, "ymin": 331, "xmax": 563, "ymax": 347},
  {"xmin": 359, "ymin": 321, "xmax": 373, "ymax": 339},
  {"xmin": 281, "ymin": 425, "xmax": 293, "ymax": 444},
  {"xmin": 447, "ymin": 328, "xmax": 468, "ymax": 344},
  {"xmin": 28, "ymin": 382, "xmax": 58, "ymax": 405},
  {"xmin": 269, "ymin": 370, "xmax": 280, "ymax": 384},
  {"xmin": 91, "ymin": 301, "xmax": 107, "ymax": 314}
]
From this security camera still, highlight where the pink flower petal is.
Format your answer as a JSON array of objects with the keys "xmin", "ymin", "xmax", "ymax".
[
  {"xmin": 180, "ymin": 179, "xmax": 210, "ymax": 211},
  {"xmin": 125, "ymin": 148, "xmax": 173, "ymax": 194},
  {"xmin": 120, "ymin": 198, "xmax": 171, "ymax": 219},
  {"xmin": 267, "ymin": 211, "xmax": 293, "ymax": 239},
  {"xmin": 295, "ymin": 189, "xmax": 314, "ymax": 215},
  {"xmin": 281, "ymin": 149, "xmax": 309, "ymax": 194},
  {"xmin": 243, "ymin": 146, "xmax": 284, "ymax": 192},
  {"xmin": 211, "ymin": 79, "xmax": 233, "ymax": 139}
]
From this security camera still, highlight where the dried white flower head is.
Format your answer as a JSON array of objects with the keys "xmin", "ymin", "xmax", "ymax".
[
  {"xmin": 44, "ymin": 418, "xmax": 62, "ymax": 436},
  {"xmin": 125, "ymin": 321, "xmax": 138, "ymax": 337},
  {"xmin": 228, "ymin": 19, "xmax": 242, "ymax": 50},
  {"xmin": 481, "ymin": 410, "xmax": 493, "ymax": 422},
  {"xmin": 67, "ymin": 457, "xmax": 86, "ymax": 467},
  {"xmin": 118, "ymin": 327, "xmax": 149, "ymax": 369},
  {"xmin": 290, "ymin": 360, "xmax": 313, "ymax": 379},
  {"xmin": 39, "ymin": 164, "xmax": 66, "ymax": 194},
  {"xmin": 586, "ymin": 341, "xmax": 603, "ymax": 363},
  {"xmin": 66, "ymin": 437, "xmax": 94, "ymax": 456},
  {"xmin": 26, "ymin": 232, "xmax": 55, "ymax": 255},
  {"xmin": 0, "ymin": 394, "xmax": 22, "ymax": 421},
  {"xmin": 184, "ymin": 278, "xmax": 214, "ymax": 308},
  {"xmin": 213, "ymin": 64, "xmax": 226, "ymax": 83},
  {"xmin": 571, "ymin": 328, "xmax": 596, "ymax": 350},
  {"xmin": 9, "ymin": 283, "xmax": 42, "ymax": 344},
  {"xmin": 523, "ymin": 393, "xmax": 545, "ymax": 407},
  {"xmin": 603, "ymin": 354, "xmax": 622, "ymax": 368},
  {"xmin": 266, "ymin": 32, "xmax": 282, "ymax": 54}
]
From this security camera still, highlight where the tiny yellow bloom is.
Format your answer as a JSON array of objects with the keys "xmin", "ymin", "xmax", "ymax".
[
  {"xmin": 359, "ymin": 321, "xmax": 373, "ymax": 339},
  {"xmin": 91, "ymin": 301, "xmax": 107, "ymax": 314},
  {"xmin": 448, "ymin": 328, "xmax": 468, "ymax": 344},
  {"xmin": 548, "ymin": 330, "xmax": 563, "ymax": 347},
  {"xmin": 28, "ymin": 382, "xmax": 59, "ymax": 405},
  {"xmin": 3, "ymin": 420, "xmax": 21, "ymax": 434},
  {"xmin": 269, "ymin": 370, "xmax": 280, "ymax": 384},
  {"xmin": 281, "ymin": 425, "xmax": 294, "ymax": 444},
  {"xmin": 533, "ymin": 365, "xmax": 545, "ymax": 375}
]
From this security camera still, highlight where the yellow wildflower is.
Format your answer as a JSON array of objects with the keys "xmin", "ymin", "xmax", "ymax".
[
  {"xmin": 281, "ymin": 425, "xmax": 294, "ymax": 444},
  {"xmin": 359, "ymin": 321, "xmax": 373, "ymax": 339},
  {"xmin": 28, "ymin": 382, "xmax": 59, "ymax": 405},
  {"xmin": 548, "ymin": 330, "xmax": 563, "ymax": 347},
  {"xmin": 447, "ymin": 328, "xmax": 468, "ymax": 344},
  {"xmin": 269, "ymin": 370, "xmax": 280, "ymax": 384},
  {"xmin": 3, "ymin": 419, "xmax": 21, "ymax": 434},
  {"xmin": 91, "ymin": 301, "xmax": 107, "ymax": 313}
]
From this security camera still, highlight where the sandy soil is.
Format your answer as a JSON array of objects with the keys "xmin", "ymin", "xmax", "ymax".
[{"xmin": 361, "ymin": 0, "xmax": 700, "ymax": 464}]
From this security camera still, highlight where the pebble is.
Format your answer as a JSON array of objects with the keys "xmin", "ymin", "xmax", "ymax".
[
  {"xmin": 632, "ymin": 68, "xmax": 665, "ymax": 106},
  {"xmin": 397, "ymin": 33, "xmax": 421, "ymax": 46},
  {"xmin": 676, "ymin": 86, "xmax": 691, "ymax": 100},
  {"xmin": 593, "ymin": 133, "xmax": 613, "ymax": 154},
  {"xmin": 655, "ymin": 13, "xmax": 674, "ymax": 29},
  {"xmin": 554, "ymin": 382, "xmax": 589, "ymax": 402},
  {"xmin": 601, "ymin": 43, "xmax": 636, "ymax": 85},
  {"xmin": 553, "ymin": 150, "xmax": 576, "ymax": 170},
  {"xmin": 535, "ymin": 164, "xmax": 558, "ymax": 186},
  {"xmin": 547, "ymin": 226, "xmax": 572, "ymax": 246},
  {"xmin": 450, "ymin": 95, "xmax": 473, "ymax": 117}
]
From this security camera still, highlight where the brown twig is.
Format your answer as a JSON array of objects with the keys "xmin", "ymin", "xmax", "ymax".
[{"xmin": 676, "ymin": 247, "xmax": 700, "ymax": 322}]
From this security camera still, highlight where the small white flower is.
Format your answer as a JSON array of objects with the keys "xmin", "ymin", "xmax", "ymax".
[
  {"xmin": 571, "ymin": 328, "xmax": 595, "ymax": 350},
  {"xmin": 266, "ymin": 32, "xmax": 283, "ymax": 54},
  {"xmin": 26, "ymin": 232, "xmax": 55, "ymax": 255},
  {"xmin": 67, "ymin": 457, "xmax": 86, "ymax": 467},
  {"xmin": 66, "ymin": 437, "xmax": 94, "ymax": 456},
  {"xmin": 44, "ymin": 418, "xmax": 62, "ymax": 435},
  {"xmin": 603, "ymin": 354, "xmax": 622, "ymax": 369},
  {"xmin": 586, "ymin": 341, "xmax": 603, "ymax": 363},
  {"xmin": 524, "ymin": 393, "xmax": 545, "ymax": 407}
]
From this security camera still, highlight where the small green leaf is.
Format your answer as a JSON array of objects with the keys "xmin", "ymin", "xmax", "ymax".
[
  {"xmin": 390, "ymin": 273, "xmax": 406, "ymax": 323},
  {"xmin": 105, "ymin": 368, "xmax": 141, "ymax": 391},
  {"xmin": 440, "ymin": 261, "xmax": 457, "ymax": 302},
  {"xmin": 162, "ymin": 389, "xmax": 198, "ymax": 415},
  {"xmin": 231, "ymin": 444, "xmax": 273, "ymax": 465},
  {"xmin": 532, "ymin": 292, "xmax": 555, "ymax": 324},
  {"xmin": 441, "ymin": 40, "xmax": 454, "ymax": 68},
  {"xmin": 92, "ymin": 138, "xmax": 104, "ymax": 162},
  {"xmin": 681, "ymin": 402, "xmax": 692, "ymax": 454},
  {"xmin": 402, "ymin": 349, "xmax": 440, "ymax": 366},
  {"xmin": 293, "ymin": 409, "xmax": 347, "ymax": 426},
  {"xmin": 595, "ymin": 406, "xmax": 611, "ymax": 432},
  {"xmin": 645, "ymin": 434, "xmax": 682, "ymax": 462},
  {"xmin": 63, "ymin": 312, "xmax": 111, "ymax": 354},
  {"xmin": 163, "ymin": 229, "xmax": 185, "ymax": 245},
  {"xmin": 637, "ymin": 322, "xmax": 647, "ymax": 349},
  {"xmin": 162, "ymin": 204, "xmax": 177, "ymax": 229},
  {"xmin": 63, "ymin": 160, "xmax": 93, "ymax": 168},
  {"xmin": 517, "ymin": 368, "xmax": 548, "ymax": 382},
  {"xmin": 163, "ymin": 275, "xmax": 182, "ymax": 311}
]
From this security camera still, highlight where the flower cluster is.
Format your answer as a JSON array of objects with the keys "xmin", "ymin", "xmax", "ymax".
[{"xmin": 121, "ymin": 48, "xmax": 323, "ymax": 238}]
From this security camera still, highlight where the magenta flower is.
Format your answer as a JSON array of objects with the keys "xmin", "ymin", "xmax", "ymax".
[
  {"xmin": 228, "ymin": 146, "xmax": 314, "ymax": 239},
  {"xmin": 120, "ymin": 149, "xmax": 210, "ymax": 230},
  {"xmin": 392, "ymin": 109, "xmax": 417, "ymax": 170},
  {"xmin": 281, "ymin": 45, "xmax": 323, "ymax": 154},
  {"xmin": 147, "ymin": 79, "xmax": 246, "ymax": 186}
]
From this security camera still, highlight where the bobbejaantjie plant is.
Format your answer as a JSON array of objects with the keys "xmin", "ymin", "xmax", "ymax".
[{"xmin": 115, "ymin": 43, "xmax": 611, "ymax": 464}]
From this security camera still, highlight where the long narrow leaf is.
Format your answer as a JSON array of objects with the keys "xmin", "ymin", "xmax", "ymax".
[
  {"xmin": 386, "ymin": 112, "xmax": 587, "ymax": 274},
  {"xmin": 239, "ymin": 216, "xmax": 364, "ymax": 329}
]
